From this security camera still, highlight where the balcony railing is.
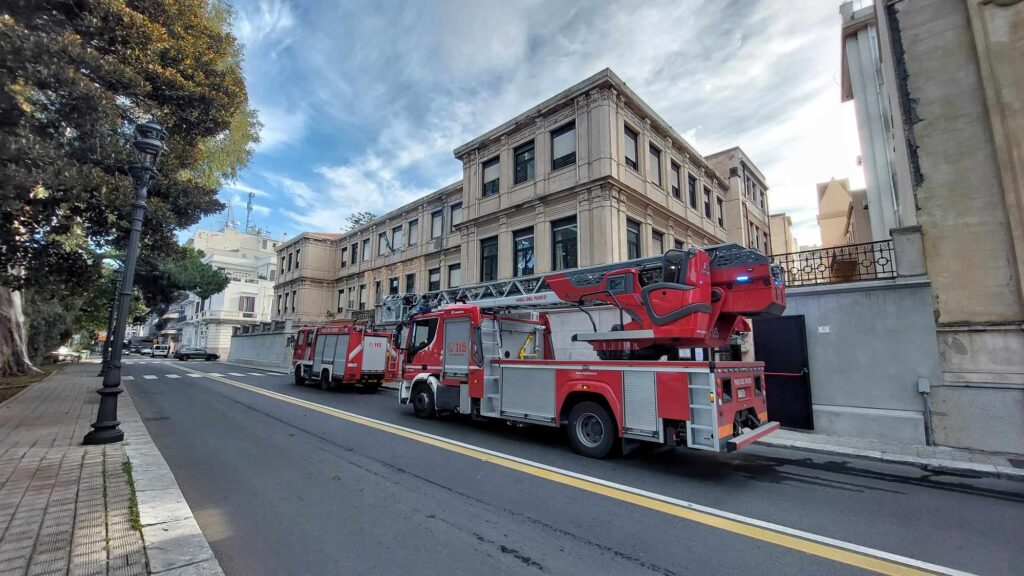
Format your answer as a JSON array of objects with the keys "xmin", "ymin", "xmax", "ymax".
[{"xmin": 771, "ymin": 240, "xmax": 896, "ymax": 287}]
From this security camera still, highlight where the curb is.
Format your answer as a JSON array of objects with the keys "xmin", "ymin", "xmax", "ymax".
[
  {"xmin": 756, "ymin": 437, "xmax": 1024, "ymax": 482},
  {"xmin": 119, "ymin": 388, "xmax": 225, "ymax": 575}
]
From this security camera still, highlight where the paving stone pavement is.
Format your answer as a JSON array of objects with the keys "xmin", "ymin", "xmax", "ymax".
[
  {"xmin": 0, "ymin": 363, "xmax": 222, "ymax": 576},
  {"xmin": 757, "ymin": 428, "xmax": 1024, "ymax": 480}
]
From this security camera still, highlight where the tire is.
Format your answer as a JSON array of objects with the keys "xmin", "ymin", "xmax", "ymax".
[
  {"xmin": 411, "ymin": 382, "xmax": 435, "ymax": 419},
  {"xmin": 178, "ymin": 356, "xmax": 186, "ymax": 362},
  {"xmin": 294, "ymin": 368, "xmax": 306, "ymax": 386},
  {"xmin": 205, "ymin": 355, "xmax": 213, "ymax": 361},
  {"xmin": 320, "ymin": 369, "xmax": 333, "ymax": 391},
  {"xmin": 567, "ymin": 401, "xmax": 617, "ymax": 459}
]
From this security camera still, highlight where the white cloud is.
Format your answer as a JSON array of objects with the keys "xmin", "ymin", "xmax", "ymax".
[
  {"xmin": 223, "ymin": 180, "xmax": 270, "ymax": 197},
  {"xmin": 240, "ymin": 0, "xmax": 865, "ymax": 245}
]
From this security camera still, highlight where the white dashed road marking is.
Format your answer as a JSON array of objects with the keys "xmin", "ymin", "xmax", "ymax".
[
  {"xmin": 142, "ymin": 375, "xmax": 157, "ymax": 380},
  {"xmin": 122, "ymin": 376, "xmax": 134, "ymax": 381},
  {"xmin": 208, "ymin": 373, "xmax": 223, "ymax": 377},
  {"xmin": 187, "ymin": 374, "xmax": 203, "ymax": 378},
  {"xmin": 247, "ymin": 373, "xmax": 264, "ymax": 376},
  {"xmin": 227, "ymin": 372, "xmax": 244, "ymax": 376},
  {"xmin": 166, "ymin": 374, "xmax": 180, "ymax": 379}
]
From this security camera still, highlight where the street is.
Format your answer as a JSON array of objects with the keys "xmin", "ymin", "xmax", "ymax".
[{"xmin": 121, "ymin": 358, "xmax": 1024, "ymax": 576}]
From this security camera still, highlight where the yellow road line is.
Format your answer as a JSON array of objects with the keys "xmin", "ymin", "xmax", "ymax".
[{"xmin": 167, "ymin": 364, "xmax": 971, "ymax": 576}]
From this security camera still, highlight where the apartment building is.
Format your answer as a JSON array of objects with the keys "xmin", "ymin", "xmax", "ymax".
[
  {"xmin": 769, "ymin": 213, "xmax": 799, "ymax": 255},
  {"xmin": 273, "ymin": 69, "xmax": 771, "ymax": 323},
  {"xmin": 706, "ymin": 147, "xmax": 771, "ymax": 254},
  {"xmin": 816, "ymin": 178, "xmax": 872, "ymax": 248},
  {"xmin": 174, "ymin": 228, "xmax": 281, "ymax": 357}
]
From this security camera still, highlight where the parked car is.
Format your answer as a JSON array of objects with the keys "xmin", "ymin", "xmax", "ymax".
[
  {"xmin": 174, "ymin": 347, "xmax": 219, "ymax": 361},
  {"xmin": 140, "ymin": 347, "xmax": 153, "ymax": 356},
  {"xmin": 49, "ymin": 346, "xmax": 82, "ymax": 363},
  {"xmin": 152, "ymin": 344, "xmax": 170, "ymax": 358}
]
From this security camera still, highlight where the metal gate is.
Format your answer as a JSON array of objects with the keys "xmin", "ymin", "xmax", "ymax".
[{"xmin": 752, "ymin": 315, "xmax": 814, "ymax": 430}]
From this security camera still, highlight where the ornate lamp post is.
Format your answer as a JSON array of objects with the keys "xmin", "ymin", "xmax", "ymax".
[
  {"xmin": 97, "ymin": 267, "xmax": 123, "ymax": 377},
  {"xmin": 84, "ymin": 120, "xmax": 167, "ymax": 445}
]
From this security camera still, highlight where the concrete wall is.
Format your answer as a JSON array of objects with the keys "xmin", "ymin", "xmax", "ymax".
[
  {"xmin": 782, "ymin": 277, "xmax": 941, "ymax": 444},
  {"xmin": 226, "ymin": 330, "xmax": 295, "ymax": 372}
]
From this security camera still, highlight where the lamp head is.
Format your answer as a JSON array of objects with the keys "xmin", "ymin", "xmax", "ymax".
[{"xmin": 133, "ymin": 120, "xmax": 168, "ymax": 165}]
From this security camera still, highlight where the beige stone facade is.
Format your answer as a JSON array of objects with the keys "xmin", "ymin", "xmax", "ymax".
[
  {"xmin": 840, "ymin": 0, "xmax": 1024, "ymax": 453},
  {"xmin": 769, "ymin": 213, "xmax": 799, "ymax": 255},
  {"xmin": 273, "ymin": 69, "xmax": 770, "ymax": 323},
  {"xmin": 816, "ymin": 178, "xmax": 872, "ymax": 248},
  {"xmin": 705, "ymin": 147, "xmax": 772, "ymax": 253}
]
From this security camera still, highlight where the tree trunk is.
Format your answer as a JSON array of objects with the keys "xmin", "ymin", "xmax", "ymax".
[{"xmin": 0, "ymin": 286, "xmax": 41, "ymax": 377}]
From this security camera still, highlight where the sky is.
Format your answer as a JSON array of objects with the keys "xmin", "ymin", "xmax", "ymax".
[{"xmin": 182, "ymin": 0, "xmax": 867, "ymax": 249}]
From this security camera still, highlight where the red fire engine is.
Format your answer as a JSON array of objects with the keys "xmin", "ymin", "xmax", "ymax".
[
  {"xmin": 380, "ymin": 244, "xmax": 785, "ymax": 458},
  {"xmin": 291, "ymin": 322, "xmax": 397, "ymax": 392}
]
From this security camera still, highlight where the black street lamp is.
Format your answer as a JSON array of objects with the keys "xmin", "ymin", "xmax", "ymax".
[
  {"xmin": 84, "ymin": 120, "xmax": 167, "ymax": 445},
  {"xmin": 97, "ymin": 267, "xmax": 123, "ymax": 377}
]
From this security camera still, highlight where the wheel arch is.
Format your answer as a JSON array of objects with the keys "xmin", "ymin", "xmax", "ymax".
[{"xmin": 558, "ymin": 391, "xmax": 620, "ymax": 434}]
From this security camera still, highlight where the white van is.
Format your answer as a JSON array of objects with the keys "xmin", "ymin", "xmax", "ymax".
[{"xmin": 152, "ymin": 344, "xmax": 170, "ymax": 358}]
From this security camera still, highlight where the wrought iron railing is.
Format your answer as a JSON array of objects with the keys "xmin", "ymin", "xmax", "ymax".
[{"xmin": 771, "ymin": 240, "xmax": 896, "ymax": 287}]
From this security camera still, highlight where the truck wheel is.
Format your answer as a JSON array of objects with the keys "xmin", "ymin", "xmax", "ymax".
[
  {"xmin": 320, "ymin": 369, "xmax": 333, "ymax": 391},
  {"xmin": 411, "ymin": 382, "xmax": 435, "ymax": 419},
  {"xmin": 567, "ymin": 401, "xmax": 617, "ymax": 459},
  {"xmin": 294, "ymin": 369, "xmax": 305, "ymax": 386}
]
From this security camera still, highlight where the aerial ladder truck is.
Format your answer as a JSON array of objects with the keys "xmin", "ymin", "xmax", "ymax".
[{"xmin": 378, "ymin": 244, "xmax": 786, "ymax": 459}]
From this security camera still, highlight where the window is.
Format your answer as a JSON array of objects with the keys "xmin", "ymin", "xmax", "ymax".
[
  {"xmin": 674, "ymin": 239, "xmax": 684, "ymax": 250},
  {"xmin": 448, "ymin": 263, "xmax": 461, "ymax": 288},
  {"xmin": 760, "ymin": 189, "xmax": 766, "ymax": 210},
  {"xmin": 514, "ymin": 141, "xmax": 535, "ymax": 184},
  {"xmin": 347, "ymin": 287, "xmax": 355, "ymax": 309},
  {"xmin": 649, "ymin": 145, "xmax": 662, "ymax": 187},
  {"xmin": 551, "ymin": 122, "xmax": 577, "ymax": 170},
  {"xmin": 671, "ymin": 162, "xmax": 681, "ymax": 199},
  {"xmin": 351, "ymin": 243, "xmax": 359, "ymax": 264},
  {"xmin": 687, "ymin": 174, "xmax": 698, "ymax": 209},
  {"xmin": 480, "ymin": 237, "xmax": 498, "ymax": 282},
  {"xmin": 238, "ymin": 295, "xmax": 255, "ymax": 313},
  {"xmin": 362, "ymin": 238, "xmax": 370, "ymax": 261},
  {"xmin": 374, "ymin": 280, "xmax": 381, "ymax": 303},
  {"xmin": 652, "ymin": 230, "xmax": 664, "ymax": 254},
  {"xmin": 279, "ymin": 256, "xmax": 285, "ymax": 274},
  {"xmin": 276, "ymin": 294, "xmax": 282, "ymax": 316},
  {"xmin": 450, "ymin": 202, "xmax": 462, "ymax": 231},
  {"xmin": 337, "ymin": 290, "xmax": 344, "ymax": 312},
  {"xmin": 379, "ymin": 232, "xmax": 389, "ymax": 256},
  {"xmin": 513, "ymin": 227, "xmax": 535, "ymax": 277},
  {"xmin": 340, "ymin": 247, "xmax": 348, "ymax": 267},
  {"xmin": 430, "ymin": 210, "xmax": 443, "ymax": 238},
  {"xmin": 389, "ymin": 277, "xmax": 399, "ymax": 295},
  {"xmin": 551, "ymin": 216, "xmax": 578, "ymax": 271},
  {"xmin": 763, "ymin": 231, "xmax": 770, "ymax": 254},
  {"xmin": 407, "ymin": 219, "xmax": 418, "ymax": 246},
  {"xmin": 624, "ymin": 126, "xmax": 639, "ymax": 170},
  {"xmin": 482, "ymin": 157, "xmax": 500, "ymax": 197},
  {"xmin": 295, "ymin": 248, "xmax": 300, "ymax": 267},
  {"xmin": 703, "ymin": 186, "xmax": 712, "ymax": 218},
  {"xmin": 717, "ymin": 197, "xmax": 725, "ymax": 227},
  {"xmin": 404, "ymin": 273, "xmax": 415, "ymax": 293},
  {"xmin": 358, "ymin": 285, "xmax": 366, "ymax": 310},
  {"xmin": 392, "ymin": 225, "xmax": 403, "ymax": 250},
  {"xmin": 626, "ymin": 219, "xmax": 641, "ymax": 259},
  {"xmin": 287, "ymin": 253, "xmax": 292, "ymax": 271},
  {"xmin": 407, "ymin": 317, "xmax": 439, "ymax": 359},
  {"xmin": 428, "ymin": 268, "xmax": 441, "ymax": 291},
  {"xmin": 290, "ymin": 290, "xmax": 296, "ymax": 313}
]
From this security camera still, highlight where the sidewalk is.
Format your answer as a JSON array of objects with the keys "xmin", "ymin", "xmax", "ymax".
[
  {"xmin": 757, "ymin": 428, "xmax": 1024, "ymax": 481},
  {"xmin": 0, "ymin": 362, "xmax": 222, "ymax": 575}
]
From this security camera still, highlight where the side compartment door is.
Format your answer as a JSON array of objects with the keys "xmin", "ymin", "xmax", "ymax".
[
  {"xmin": 332, "ymin": 335, "xmax": 350, "ymax": 377},
  {"xmin": 312, "ymin": 335, "xmax": 326, "ymax": 373},
  {"xmin": 362, "ymin": 336, "xmax": 388, "ymax": 372},
  {"xmin": 442, "ymin": 318, "xmax": 471, "ymax": 382},
  {"xmin": 318, "ymin": 335, "xmax": 338, "ymax": 376},
  {"xmin": 622, "ymin": 370, "xmax": 662, "ymax": 441}
]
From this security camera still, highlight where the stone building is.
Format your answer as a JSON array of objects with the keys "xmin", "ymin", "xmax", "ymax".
[
  {"xmin": 273, "ymin": 69, "xmax": 771, "ymax": 329},
  {"xmin": 769, "ymin": 213, "xmax": 799, "ymax": 255},
  {"xmin": 816, "ymin": 178, "xmax": 872, "ymax": 248},
  {"xmin": 840, "ymin": 0, "xmax": 1024, "ymax": 453}
]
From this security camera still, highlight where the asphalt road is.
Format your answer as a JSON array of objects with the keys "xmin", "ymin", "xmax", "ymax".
[{"xmin": 122, "ymin": 357, "xmax": 1024, "ymax": 576}]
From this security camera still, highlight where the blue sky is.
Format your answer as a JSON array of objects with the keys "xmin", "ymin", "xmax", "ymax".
[{"xmin": 182, "ymin": 0, "xmax": 865, "ymax": 247}]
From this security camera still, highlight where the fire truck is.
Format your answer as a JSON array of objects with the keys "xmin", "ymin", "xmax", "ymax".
[
  {"xmin": 379, "ymin": 244, "xmax": 786, "ymax": 459},
  {"xmin": 291, "ymin": 322, "xmax": 397, "ymax": 392}
]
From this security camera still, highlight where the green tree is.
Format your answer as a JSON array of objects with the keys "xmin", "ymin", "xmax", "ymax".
[
  {"xmin": 344, "ymin": 211, "xmax": 378, "ymax": 232},
  {"xmin": 0, "ymin": 0, "xmax": 259, "ymax": 375}
]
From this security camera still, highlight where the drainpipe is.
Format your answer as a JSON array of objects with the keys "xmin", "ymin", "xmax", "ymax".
[{"xmin": 918, "ymin": 377, "xmax": 934, "ymax": 446}]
